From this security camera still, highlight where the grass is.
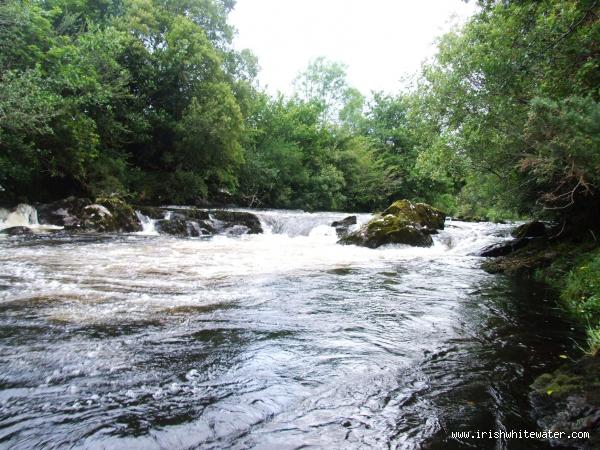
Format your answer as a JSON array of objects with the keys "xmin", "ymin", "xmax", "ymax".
[
  {"xmin": 554, "ymin": 248, "xmax": 600, "ymax": 356},
  {"xmin": 586, "ymin": 326, "xmax": 600, "ymax": 357}
]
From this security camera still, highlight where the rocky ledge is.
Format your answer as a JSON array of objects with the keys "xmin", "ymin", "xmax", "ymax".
[
  {"xmin": 149, "ymin": 207, "xmax": 263, "ymax": 237},
  {"xmin": 338, "ymin": 199, "xmax": 446, "ymax": 248},
  {"xmin": 2, "ymin": 196, "xmax": 263, "ymax": 237},
  {"xmin": 36, "ymin": 196, "xmax": 142, "ymax": 232},
  {"xmin": 0, "ymin": 196, "xmax": 264, "ymax": 238}
]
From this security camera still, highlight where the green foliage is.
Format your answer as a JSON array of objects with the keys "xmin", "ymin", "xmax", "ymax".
[
  {"xmin": 522, "ymin": 96, "xmax": 600, "ymax": 209},
  {"xmin": 561, "ymin": 249, "xmax": 600, "ymax": 355},
  {"xmin": 293, "ymin": 57, "xmax": 351, "ymax": 124},
  {"xmin": 563, "ymin": 250, "xmax": 600, "ymax": 324},
  {"xmin": 0, "ymin": 0, "xmax": 597, "ymax": 226},
  {"xmin": 415, "ymin": 0, "xmax": 600, "ymax": 220},
  {"xmin": 0, "ymin": 0, "xmax": 254, "ymax": 205}
]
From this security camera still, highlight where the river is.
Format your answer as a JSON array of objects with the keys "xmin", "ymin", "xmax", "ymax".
[{"xmin": 0, "ymin": 209, "xmax": 579, "ymax": 449}]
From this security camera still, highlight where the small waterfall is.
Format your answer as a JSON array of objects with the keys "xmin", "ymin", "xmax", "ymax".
[
  {"xmin": 0, "ymin": 204, "xmax": 39, "ymax": 230},
  {"xmin": 253, "ymin": 210, "xmax": 370, "ymax": 237},
  {"xmin": 432, "ymin": 219, "xmax": 514, "ymax": 255},
  {"xmin": 135, "ymin": 211, "xmax": 158, "ymax": 235}
]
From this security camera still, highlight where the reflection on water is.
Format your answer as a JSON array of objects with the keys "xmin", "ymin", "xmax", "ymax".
[{"xmin": 0, "ymin": 211, "xmax": 579, "ymax": 449}]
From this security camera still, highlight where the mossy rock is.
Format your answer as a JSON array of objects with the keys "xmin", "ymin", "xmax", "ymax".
[
  {"xmin": 339, "ymin": 199, "xmax": 444, "ymax": 248},
  {"xmin": 93, "ymin": 197, "xmax": 142, "ymax": 232},
  {"xmin": 530, "ymin": 357, "xmax": 600, "ymax": 449},
  {"xmin": 339, "ymin": 214, "xmax": 433, "ymax": 248},
  {"xmin": 531, "ymin": 355, "xmax": 600, "ymax": 402},
  {"xmin": 382, "ymin": 200, "xmax": 446, "ymax": 232}
]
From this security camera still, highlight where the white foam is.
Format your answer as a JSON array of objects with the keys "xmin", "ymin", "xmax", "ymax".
[
  {"xmin": 134, "ymin": 211, "xmax": 159, "ymax": 235},
  {"xmin": 0, "ymin": 203, "xmax": 62, "ymax": 232}
]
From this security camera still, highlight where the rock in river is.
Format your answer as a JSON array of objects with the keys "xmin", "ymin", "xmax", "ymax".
[
  {"xmin": 331, "ymin": 215, "xmax": 357, "ymax": 238},
  {"xmin": 0, "ymin": 226, "xmax": 34, "ymax": 236},
  {"xmin": 36, "ymin": 196, "xmax": 141, "ymax": 232},
  {"xmin": 511, "ymin": 220, "xmax": 547, "ymax": 239},
  {"xmin": 211, "ymin": 210, "xmax": 263, "ymax": 234},
  {"xmin": 338, "ymin": 199, "xmax": 446, "ymax": 248}
]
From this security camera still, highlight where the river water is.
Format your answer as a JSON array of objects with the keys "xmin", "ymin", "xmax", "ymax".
[{"xmin": 0, "ymin": 209, "xmax": 579, "ymax": 449}]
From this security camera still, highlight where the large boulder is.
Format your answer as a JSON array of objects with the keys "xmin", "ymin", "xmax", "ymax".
[
  {"xmin": 382, "ymin": 199, "xmax": 445, "ymax": 233},
  {"xmin": 88, "ymin": 197, "xmax": 142, "ymax": 232},
  {"xmin": 339, "ymin": 200, "xmax": 445, "ymax": 248}
]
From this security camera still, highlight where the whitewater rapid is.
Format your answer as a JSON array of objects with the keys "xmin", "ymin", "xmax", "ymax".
[{"xmin": 0, "ymin": 208, "xmax": 577, "ymax": 450}]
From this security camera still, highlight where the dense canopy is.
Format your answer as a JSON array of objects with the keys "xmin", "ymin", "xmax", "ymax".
[{"xmin": 0, "ymin": 0, "xmax": 598, "ymax": 226}]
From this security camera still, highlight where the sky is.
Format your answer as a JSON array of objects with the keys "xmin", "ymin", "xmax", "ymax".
[{"xmin": 229, "ymin": 0, "xmax": 478, "ymax": 96}]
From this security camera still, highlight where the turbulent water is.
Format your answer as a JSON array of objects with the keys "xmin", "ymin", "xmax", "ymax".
[{"xmin": 0, "ymin": 209, "xmax": 579, "ymax": 449}]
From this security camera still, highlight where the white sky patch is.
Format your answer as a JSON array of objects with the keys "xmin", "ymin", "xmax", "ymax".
[{"xmin": 230, "ymin": 0, "xmax": 477, "ymax": 96}]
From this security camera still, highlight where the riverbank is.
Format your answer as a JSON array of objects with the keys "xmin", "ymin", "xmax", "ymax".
[{"xmin": 481, "ymin": 225, "xmax": 600, "ymax": 448}]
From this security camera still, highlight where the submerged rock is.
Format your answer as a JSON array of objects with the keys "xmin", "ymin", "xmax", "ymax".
[
  {"xmin": 331, "ymin": 215, "xmax": 357, "ymax": 238},
  {"xmin": 455, "ymin": 214, "xmax": 488, "ymax": 223},
  {"xmin": 331, "ymin": 216, "xmax": 357, "ymax": 228},
  {"xmin": 338, "ymin": 200, "xmax": 445, "ymax": 248},
  {"xmin": 0, "ymin": 226, "xmax": 34, "ymax": 235}
]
